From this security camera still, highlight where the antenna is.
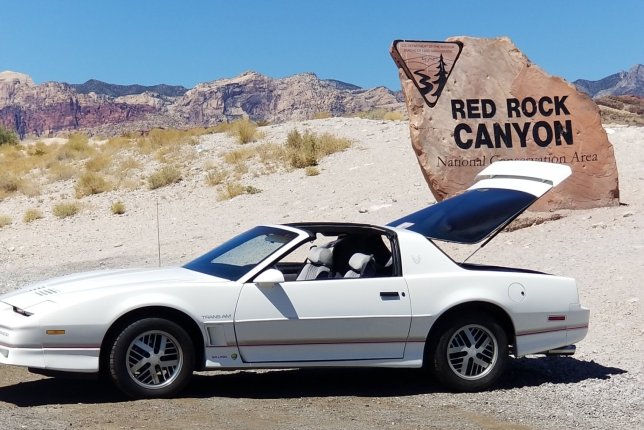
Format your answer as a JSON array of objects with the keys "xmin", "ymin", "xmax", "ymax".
[{"xmin": 156, "ymin": 197, "xmax": 161, "ymax": 267}]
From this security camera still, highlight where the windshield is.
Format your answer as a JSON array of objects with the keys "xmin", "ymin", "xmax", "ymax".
[{"xmin": 184, "ymin": 226, "xmax": 298, "ymax": 280}]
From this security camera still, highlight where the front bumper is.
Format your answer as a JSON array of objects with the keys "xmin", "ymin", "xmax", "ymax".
[{"xmin": 0, "ymin": 343, "xmax": 99, "ymax": 372}]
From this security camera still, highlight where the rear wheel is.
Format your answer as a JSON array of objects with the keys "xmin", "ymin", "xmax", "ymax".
[
  {"xmin": 108, "ymin": 318, "xmax": 195, "ymax": 398},
  {"xmin": 427, "ymin": 313, "xmax": 508, "ymax": 392}
]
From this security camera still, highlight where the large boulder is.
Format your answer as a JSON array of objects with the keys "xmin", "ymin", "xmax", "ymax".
[{"xmin": 390, "ymin": 37, "xmax": 620, "ymax": 210}]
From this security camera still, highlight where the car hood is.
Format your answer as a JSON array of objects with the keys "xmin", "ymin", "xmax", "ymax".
[
  {"xmin": 388, "ymin": 161, "xmax": 571, "ymax": 244},
  {"xmin": 0, "ymin": 267, "xmax": 228, "ymax": 309}
]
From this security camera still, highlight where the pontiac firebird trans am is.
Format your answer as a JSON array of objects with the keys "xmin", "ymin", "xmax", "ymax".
[{"xmin": 0, "ymin": 161, "xmax": 590, "ymax": 398}]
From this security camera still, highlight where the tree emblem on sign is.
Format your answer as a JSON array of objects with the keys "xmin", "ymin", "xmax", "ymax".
[{"xmin": 390, "ymin": 40, "xmax": 463, "ymax": 108}]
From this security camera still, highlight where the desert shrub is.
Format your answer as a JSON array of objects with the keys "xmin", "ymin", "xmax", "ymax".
[
  {"xmin": 0, "ymin": 215, "xmax": 12, "ymax": 228},
  {"xmin": 85, "ymin": 153, "xmax": 112, "ymax": 172},
  {"xmin": 218, "ymin": 181, "xmax": 245, "ymax": 200},
  {"xmin": 56, "ymin": 133, "xmax": 94, "ymax": 160},
  {"xmin": 111, "ymin": 201, "xmax": 126, "ymax": 215},
  {"xmin": 0, "ymin": 125, "xmax": 19, "ymax": 146},
  {"xmin": 23, "ymin": 208, "xmax": 43, "ymax": 223},
  {"xmin": 0, "ymin": 173, "xmax": 20, "ymax": 193},
  {"xmin": 53, "ymin": 202, "xmax": 79, "ymax": 219},
  {"xmin": 148, "ymin": 165, "xmax": 182, "ymax": 189},
  {"xmin": 205, "ymin": 165, "xmax": 228, "ymax": 186},
  {"xmin": 17, "ymin": 179, "xmax": 41, "ymax": 197},
  {"xmin": 286, "ymin": 129, "xmax": 318, "ymax": 168},
  {"xmin": 354, "ymin": 108, "xmax": 404, "ymax": 121},
  {"xmin": 305, "ymin": 166, "xmax": 320, "ymax": 176},
  {"xmin": 208, "ymin": 122, "xmax": 234, "ymax": 134},
  {"xmin": 313, "ymin": 111, "xmax": 332, "ymax": 119},
  {"xmin": 243, "ymin": 185, "xmax": 261, "ymax": 194},
  {"xmin": 227, "ymin": 119, "xmax": 261, "ymax": 144},
  {"xmin": 75, "ymin": 172, "xmax": 111, "ymax": 197},
  {"xmin": 383, "ymin": 111, "xmax": 405, "ymax": 121},
  {"xmin": 217, "ymin": 182, "xmax": 261, "ymax": 200},
  {"xmin": 26, "ymin": 141, "xmax": 49, "ymax": 156},
  {"xmin": 285, "ymin": 129, "xmax": 351, "ymax": 168},
  {"xmin": 135, "ymin": 128, "xmax": 194, "ymax": 155},
  {"xmin": 48, "ymin": 161, "xmax": 77, "ymax": 181},
  {"xmin": 223, "ymin": 147, "xmax": 254, "ymax": 165}
]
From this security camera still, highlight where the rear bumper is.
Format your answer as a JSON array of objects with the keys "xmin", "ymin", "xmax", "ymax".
[{"xmin": 515, "ymin": 305, "xmax": 590, "ymax": 357}]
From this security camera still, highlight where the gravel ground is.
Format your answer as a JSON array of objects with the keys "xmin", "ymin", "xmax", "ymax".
[{"xmin": 0, "ymin": 118, "xmax": 642, "ymax": 429}]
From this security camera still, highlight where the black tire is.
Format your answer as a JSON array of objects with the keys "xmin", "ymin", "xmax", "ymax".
[
  {"xmin": 427, "ymin": 313, "xmax": 508, "ymax": 392},
  {"xmin": 108, "ymin": 318, "xmax": 195, "ymax": 398}
]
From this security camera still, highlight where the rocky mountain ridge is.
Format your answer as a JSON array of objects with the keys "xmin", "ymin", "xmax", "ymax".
[
  {"xmin": 0, "ymin": 70, "xmax": 402, "ymax": 138},
  {"xmin": 1, "ymin": 64, "xmax": 641, "ymax": 139},
  {"xmin": 574, "ymin": 64, "xmax": 643, "ymax": 98}
]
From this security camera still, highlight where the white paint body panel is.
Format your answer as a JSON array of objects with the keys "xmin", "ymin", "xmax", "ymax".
[{"xmin": 0, "ymin": 162, "xmax": 588, "ymax": 374}]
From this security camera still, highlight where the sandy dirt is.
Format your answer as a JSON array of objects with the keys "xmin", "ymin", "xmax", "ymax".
[{"xmin": 0, "ymin": 118, "xmax": 642, "ymax": 429}]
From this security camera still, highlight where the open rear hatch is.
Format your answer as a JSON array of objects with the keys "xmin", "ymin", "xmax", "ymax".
[{"xmin": 387, "ymin": 161, "xmax": 571, "ymax": 244}]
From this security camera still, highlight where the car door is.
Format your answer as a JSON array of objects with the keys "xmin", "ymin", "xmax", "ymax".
[{"xmin": 234, "ymin": 276, "xmax": 411, "ymax": 363}]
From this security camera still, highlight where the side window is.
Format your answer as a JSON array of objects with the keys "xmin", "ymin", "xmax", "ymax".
[{"xmin": 276, "ymin": 232, "xmax": 397, "ymax": 281}]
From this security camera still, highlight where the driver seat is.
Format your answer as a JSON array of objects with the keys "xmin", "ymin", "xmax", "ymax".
[{"xmin": 296, "ymin": 246, "xmax": 333, "ymax": 280}]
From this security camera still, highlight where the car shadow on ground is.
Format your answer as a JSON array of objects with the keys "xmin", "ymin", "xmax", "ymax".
[{"xmin": 0, "ymin": 356, "xmax": 626, "ymax": 406}]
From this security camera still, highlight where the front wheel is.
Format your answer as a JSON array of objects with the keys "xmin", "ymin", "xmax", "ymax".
[
  {"xmin": 427, "ymin": 313, "xmax": 508, "ymax": 392},
  {"xmin": 108, "ymin": 318, "xmax": 195, "ymax": 398}
]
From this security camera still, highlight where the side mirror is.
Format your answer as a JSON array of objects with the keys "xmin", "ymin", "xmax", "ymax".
[{"xmin": 254, "ymin": 268, "xmax": 285, "ymax": 287}]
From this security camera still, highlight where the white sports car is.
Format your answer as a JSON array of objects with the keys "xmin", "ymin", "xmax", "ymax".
[{"xmin": 0, "ymin": 161, "xmax": 589, "ymax": 398}]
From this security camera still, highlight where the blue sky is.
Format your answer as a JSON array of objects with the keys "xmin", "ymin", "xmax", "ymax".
[{"xmin": 1, "ymin": 1, "xmax": 642, "ymax": 90}]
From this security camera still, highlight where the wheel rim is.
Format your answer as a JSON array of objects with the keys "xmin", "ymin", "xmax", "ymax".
[
  {"xmin": 126, "ymin": 330, "xmax": 184, "ymax": 390},
  {"xmin": 447, "ymin": 324, "xmax": 498, "ymax": 380}
]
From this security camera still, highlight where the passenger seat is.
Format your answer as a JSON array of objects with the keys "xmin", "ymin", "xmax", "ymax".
[{"xmin": 344, "ymin": 253, "xmax": 376, "ymax": 278}]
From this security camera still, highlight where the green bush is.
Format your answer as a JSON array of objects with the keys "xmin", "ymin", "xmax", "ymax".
[{"xmin": 0, "ymin": 125, "xmax": 19, "ymax": 146}]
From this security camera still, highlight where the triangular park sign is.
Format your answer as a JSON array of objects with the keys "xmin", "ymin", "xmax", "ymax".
[
  {"xmin": 391, "ymin": 40, "xmax": 462, "ymax": 107},
  {"xmin": 390, "ymin": 36, "xmax": 619, "ymax": 210}
]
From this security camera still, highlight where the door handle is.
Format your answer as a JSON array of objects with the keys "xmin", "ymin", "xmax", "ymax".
[{"xmin": 380, "ymin": 291, "xmax": 400, "ymax": 298}]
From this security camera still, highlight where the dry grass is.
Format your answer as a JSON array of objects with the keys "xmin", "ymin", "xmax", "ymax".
[
  {"xmin": 383, "ymin": 111, "xmax": 405, "ymax": 121},
  {"xmin": 313, "ymin": 112, "xmax": 332, "ymax": 119},
  {"xmin": 137, "ymin": 128, "xmax": 196, "ymax": 153},
  {"xmin": 111, "ymin": 201, "xmax": 126, "ymax": 215},
  {"xmin": 285, "ymin": 129, "xmax": 351, "ymax": 168},
  {"xmin": 85, "ymin": 153, "xmax": 112, "ymax": 172},
  {"xmin": 0, "ymin": 215, "xmax": 12, "ymax": 228},
  {"xmin": 53, "ymin": 202, "xmax": 79, "ymax": 219},
  {"xmin": 354, "ymin": 108, "xmax": 405, "ymax": 121},
  {"xmin": 305, "ymin": 166, "xmax": 320, "ymax": 176},
  {"xmin": 55, "ymin": 133, "xmax": 94, "ymax": 161},
  {"xmin": 75, "ymin": 172, "xmax": 112, "ymax": 197},
  {"xmin": 205, "ymin": 165, "xmax": 228, "ymax": 186},
  {"xmin": 48, "ymin": 161, "xmax": 77, "ymax": 182},
  {"xmin": 17, "ymin": 178, "xmax": 41, "ymax": 197},
  {"xmin": 23, "ymin": 208, "xmax": 43, "ymax": 223},
  {"xmin": 0, "ymin": 173, "xmax": 20, "ymax": 193},
  {"xmin": 217, "ymin": 182, "xmax": 262, "ymax": 201},
  {"xmin": 227, "ymin": 119, "xmax": 262, "ymax": 144},
  {"xmin": 148, "ymin": 165, "xmax": 182, "ymax": 189}
]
